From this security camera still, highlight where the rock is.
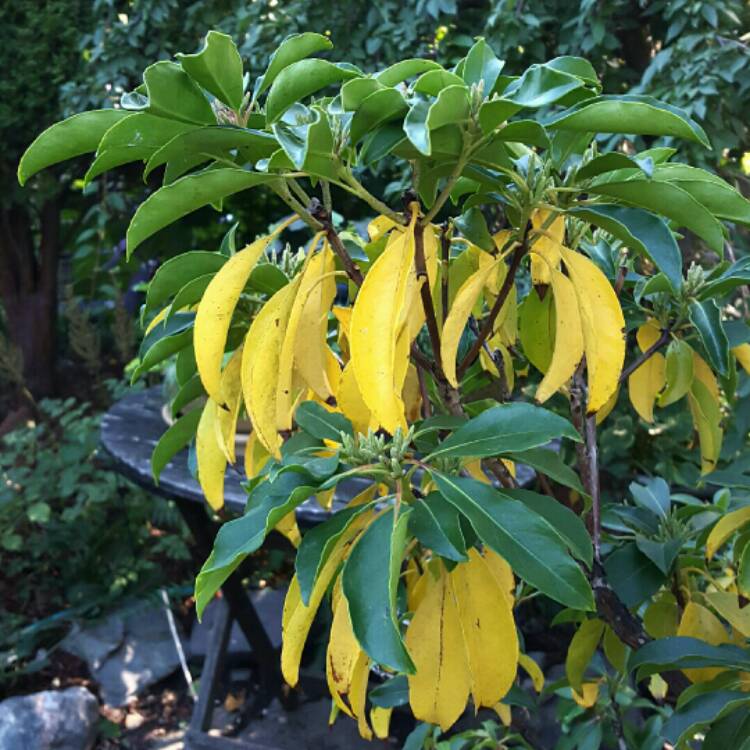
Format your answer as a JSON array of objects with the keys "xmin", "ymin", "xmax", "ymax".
[
  {"xmin": 63, "ymin": 602, "xmax": 184, "ymax": 707},
  {"xmin": 0, "ymin": 686, "xmax": 99, "ymax": 750}
]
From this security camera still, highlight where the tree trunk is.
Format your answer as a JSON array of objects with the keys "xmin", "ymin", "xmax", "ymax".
[{"xmin": 0, "ymin": 199, "xmax": 59, "ymax": 397}]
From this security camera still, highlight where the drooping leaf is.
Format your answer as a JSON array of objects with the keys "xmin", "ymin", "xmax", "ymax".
[
  {"xmin": 506, "ymin": 447, "xmax": 585, "ymax": 495},
  {"xmin": 151, "ymin": 408, "xmax": 202, "ymax": 482},
  {"xmin": 689, "ymin": 300, "xmax": 730, "ymax": 377},
  {"xmin": 566, "ymin": 618, "xmax": 605, "ymax": 693},
  {"xmin": 295, "ymin": 401, "xmax": 353, "ymax": 442},
  {"xmin": 410, "ymin": 493, "xmax": 468, "ymax": 562}
]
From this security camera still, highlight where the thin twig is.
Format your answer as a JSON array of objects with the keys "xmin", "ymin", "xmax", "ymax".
[
  {"xmin": 457, "ymin": 241, "xmax": 526, "ymax": 378},
  {"xmin": 618, "ymin": 327, "xmax": 671, "ymax": 384},
  {"xmin": 414, "ymin": 220, "xmax": 443, "ymax": 364},
  {"xmin": 585, "ymin": 413, "xmax": 601, "ymax": 563},
  {"xmin": 308, "ymin": 199, "xmax": 364, "ymax": 286}
]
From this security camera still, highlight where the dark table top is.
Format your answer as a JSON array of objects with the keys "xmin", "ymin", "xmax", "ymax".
[{"xmin": 99, "ymin": 387, "xmax": 350, "ymax": 524}]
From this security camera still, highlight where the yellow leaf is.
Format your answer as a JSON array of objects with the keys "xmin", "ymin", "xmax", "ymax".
[
  {"xmin": 529, "ymin": 209, "xmax": 564, "ymax": 286},
  {"xmin": 281, "ymin": 512, "xmax": 371, "ymax": 686},
  {"xmin": 693, "ymin": 351, "xmax": 721, "ymax": 403},
  {"xmin": 215, "ymin": 347, "xmax": 244, "ymax": 464},
  {"xmin": 534, "ymin": 263, "xmax": 584, "ymax": 403},
  {"xmin": 143, "ymin": 305, "xmax": 170, "ymax": 336},
  {"xmin": 405, "ymin": 564, "xmax": 471, "ymax": 731},
  {"xmin": 274, "ymin": 511, "xmax": 301, "ymax": 547},
  {"xmin": 602, "ymin": 625, "xmax": 628, "ymax": 672},
  {"xmin": 572, "ymin": 681, "xmax": 600, "ymax": 708},
  {"xmin": 493, "ymin": 702, "xmax": 512, "ymax": 726},
  {"xmin": 196, "ymin": 399, "xmax": 227, "ymax": 510},
  {"xmin": 350, "ymin": 213, "xmax": 417, "ymax": 433},
  {"xmin": 327, "ymin": 590, "xmax": 364, "ymax": 718},
  {"xmin": 707, "ymin": 506, "xmax": 750, "ymax": 559},
  {"xmin": 688, "ymin": 379, "xmax": 723, "ymax": 474},
  {"xmin": 241, "ymin": 278, "xmax": 301, "ymax": 458},
  {"xmin": 734, "ymin": 343, "xmax": 750, "ymax": 375},
  {"xmin": 566, "ymin": 618, "xmax": 605, "ymax": 693},
  {"xmin": 441, "ymin": 261, "xmax": 498, "ymax": 387},
  {"xmin": 195, "ymin": 233, "xmax": 278, "ymax": 402},
  {"xmin": 518, "ymin": 653, "xmax": 544, "ymax": 692},
  {"xmin": 369, "ymin": 706, "xmax": 392, "ymax": 739},
  {"xmin": 336, "ymin": 362, "xmax": 373, "ymax": 435},
  {"xmin": 705, "ymin": 590, "xmax": 750, "ymax": 638},
  {"xmin": 243, "ymin": 430, "xmax": 270, "ymax": 479},
  {"xmin": 402, "ymin": 363, "xmax": 423, "ymax": 423},
  {"xmin": 333, "ymin": 305, "xmax": 352, "ymax": 358},
  {"xmin": 407, "ymin": 566, "xmax": 430, "ymax": 614},
  {"xmin": 677, "ymin": 601, "xmax": 728, "ymax": 683},
  {"xmin": 451, "ymin": 549, "xmax": 518, "ymax": 708},
  {"xmin": 294, "ymin": 243, "xmax": 337, "ymax": 400},
  {"xmin": 559, "ymin": 246, "xmax": 625, "ymax": 413},
  {"xmin": 482, "ymin": 548, "xmax": 515, "ymax": 602},
  {"xmin": 595, "ymin": 387, "xmax": 619, "ymax": 426},
  {"xmin": 368, "ymin": 214, "xmax": 400, "ymax": 241},
  {"xmin": 628, "ymin": 321, "xmax": 666, "ymax": 423},
  {"xmin": 350, "ymin": 651, "xmax": 373, "ymax": 740}
]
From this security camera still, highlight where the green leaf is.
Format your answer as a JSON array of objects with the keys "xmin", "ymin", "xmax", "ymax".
[
  {"xmin": 84, "ymin": 113, "xmax": 198, "ymax": 185},
  {"xmin": 428, "ymin": 403, "xmax": 581, "ymax": 460},
  {"xmin": 126, "ymin": 168, "xmax": 277, "ymax": 257},
  {"xmin": 434, "ymin": 474, "xmax": 594, "ymax": 610},
  {"xmin": 689, "ymin": 299, "xmax": 730, "ymax": 376},
  {"xmin": 567, "ymin": 205, "xmax": 682, "ymax": 291},
  {"xmin": 413, "ymin": 69, "xmax": 465, "ymax": 96},
  {"xmin": 566, "ymin": 618, "xmax": 605, "ymax": 692},
  {"xmin": 342, "ymin": 508, "xmax": 415, "ymax": 672},
  {"xmin": 294, "ymin": 401, "xmax": 353, "ymax": 442},
  {"xmin": 699, "ymin": 257, "xmax": 750, "ymax": 300},
  {"xmin": 659, "ymin": 338, "xmax": 694, "ymax": 406},
  {"xmin": 631, "ymin": 637, "xmax": 750, "ymax": 678},
  {"xmin": 177, "ymin": 31, "xmax": 244, "ymax": 111},
  {"xmin": 143, "ymin": 61, "xmax": 216, "ymax": 125},
  {"xmin": 496, "ymin": 120, "xmax": 550, "ymax": 148},
  {"xmin": 409, "ymin": 492, "xmax": 468, "ymax": 562},
  {"xmin": 350, "ymin": 89, "xmax": 408, "ymax": 144},
  {"xmin": 171, "ymin": 373, "xmax": 205, "ymax": 418},
  {"xmin": 255, "ymin": 32, "xmax": 333, "ymax": 96},
  {"xmin": 168, "ymin": 274, "xmax": 214, "ymax": 319},
  {"xmin": 505, "ymin": 488, "xmax": 592, "ymax": 567},
  {"xmin": 507, "ymin": 447, "xmax": 585, "ymax": 495},
  {"xmin": 272, "ymin": 104, "xmax": 334, "ymax": 170},
  {"xmin": 341, "ymin": 78, "xmax": 384, "ymax": 110},
  {"xmin": 151, "ymin": 408, "xmax": 202, "ymax": 481},
  {"xmin": 462, "ymin": 38, "xmax": 504, "ymax": 94},
  {"xmin": 547, "ymin": 95, "xmax": 710, "ymax": 147},
  {"xmin": 265, "ymin": 59, "xmax": 359, "ymax": 123},
  {"xmin": 653, "ymin": 165, "xmax": 750, "ymax": 226},
  {"xmin": 603, "ymin": 542, "xmax": 664, "ymax": 607},
  {"xmin": 634, "ymin": 536, "xmax": 682, "ymax": 575},
  {"xmin": 546, "ymin": 56, "xmax": 599, "ymax": 87},
  {"xmin": 629, "ymin": 477, "xmax": 671, "ymax": 519},
  {"xmin": 195, "ymin": 471, "xmax": 320, "ymax": 617},
  {"xmin": 144, "ymin": 126, "xmax": 278, "ymax": 181},
  {"xmin": 454, "ymin": 206, "xmax": 493, "ymax": 251},
  {"xmin": 144, "ymin": 251, "xmax": 227, "ymax": 318},
  {"xmin": 248, "ymin": 264, "xmax": 289, "ymax": 295},
  {"xmin": 587, "ymin": 179, "xmax": 724, "ymax": 254},
  {"xmin": 133, "ymin": 312, "xmax": 194, "ymax": 380},
  {"xmin": 369, "ymin": 675, "xmax": 409, "ymax": 708},
  {"xmin": 296, "ymin": 503, "xmax": 372, "ymax": 605},
  {"xmin": 577, "ymin": 153, "xmax": 653, "ymax": 180},
  {"xmin": 502, "ymin": 64, "xmax": 586, "ymax": 108},
  {"xmin": 663, "ymin": 691, "xmax": 749, "ymax": 746},
  {"xmin": 403, "ymin": 85, "xmax": 470, "ymax": 156},
  {"xmin": 18, "ymin": 109, "xmax": 130, "ymax": 185},
  {"xmin": 375, "ymin": 58, "xmax": 442, "ymax": 87},
  {"xmin": 477, "ymin": 99, "xmax": 523, "ymax": 134}
]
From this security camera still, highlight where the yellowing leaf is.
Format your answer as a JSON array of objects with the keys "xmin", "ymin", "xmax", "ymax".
[
  {"xmin": 243, "ymin": 430, "xmax": 270, "ymax": 479},
  {"xmin": 559, "ymin": 246, "xmax": 625, "ymax": 413},
  {"xmin": 643, "ymin": 592, "xmax": 679, "ymax": 639},
  {"xmin": 595, "ymin": 386, "xmax": 619, "ymax": 425},
  {"xmin": 196, "ymin": 399, "xmax": 227, "ymax": 510},
  {"xmin": 534, "ymin": 264, "xmax": 584, "ymax": 403},
  {"xmin": 519, "ymin": 287, "xmax": 555, "ymax": 375},
  {"xmin": 144, "ymin": 305, "xmax": 170, "ymax": 336},
  {"xmin": 628, "ymin": 321, "xmax": 666, "ymax": 423},
  {"xmin": 215, "ymin": 347, "xmax": 243, "ymax": 463},
  {"xmin": 350, "ymin": 214, "xmax": 416, "ymax": 433},
  {"xmin": 441, "ymin": 262, "xmax": 498, "ymax": 387},
  {"xmin": 452, "ymin": 550, "xmax": 518, "ymax": 708},
  {"xmin": 688, "ymin": 378, "xmax": 723, "ymax": 474},
  {"xmin": 241, "ymin": 278, "xmax": 301, "ymax": 458},
  {"xmin": 493, "ymin": 702, "xmax": 512, "ymax": 726},
  {"xmin": 406, "ymin": 564, "xmax": 471, "ymax": 731},
  {"xmin": 707, "ymin": 506, "xmax": 750, "ymax": 559},
  {"xmin": 705, "ymin": 590, "xmax": 750, "ymax": 638},
  {"xmin": 565, "ymin": 618, "xmax": 605, "ymax": 693},
  {"xmin": 693, "ymin": 351, "xmax": 721, "ymax": 403},
  {"xmin": 350, "ymin": 651, "xmax": 373, "ymax": 740},
  {"xmin": 518, "ymin": 653, "xmax": 544, "ymax": 692},
  {"xmin": 402, "ymin": 363, "xmax": 423, "ymax": 423},
  {"xmin": 530, "ymin": 209, "xmax": 564, "ymax": 286},
  {"xmin": 677, "ymin": 601, "xmax": 729, "ymax": 683},
  {"xmin": 195, "ymin": 233, "xmax": 277, "ymax": 402}
]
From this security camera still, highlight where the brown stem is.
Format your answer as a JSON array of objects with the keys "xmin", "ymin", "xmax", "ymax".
[
  {"xmin": 414, "ymin": 220, "xmax": 442, "ymax": 364},
  {"xmin": 308, "ymin": 199, "xmax": 364, "ymax": 286},
  {"xmin": 484, "ymin": 458, "xmax": 517, "ymax": 489},
  {"xmin": 585, "ymin": 413, "xmax": 602, "ymax": 563},
  {"xmin": 618, "ymin": 327, "xmax": 671, "ymax": 384},
  {"xmin": 457, "ymin": 242, "xmax": 526, "ymax": 378},
  {"xmin": 416, "ymin": 363, "xmax": 432, "ymax": 419}
]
